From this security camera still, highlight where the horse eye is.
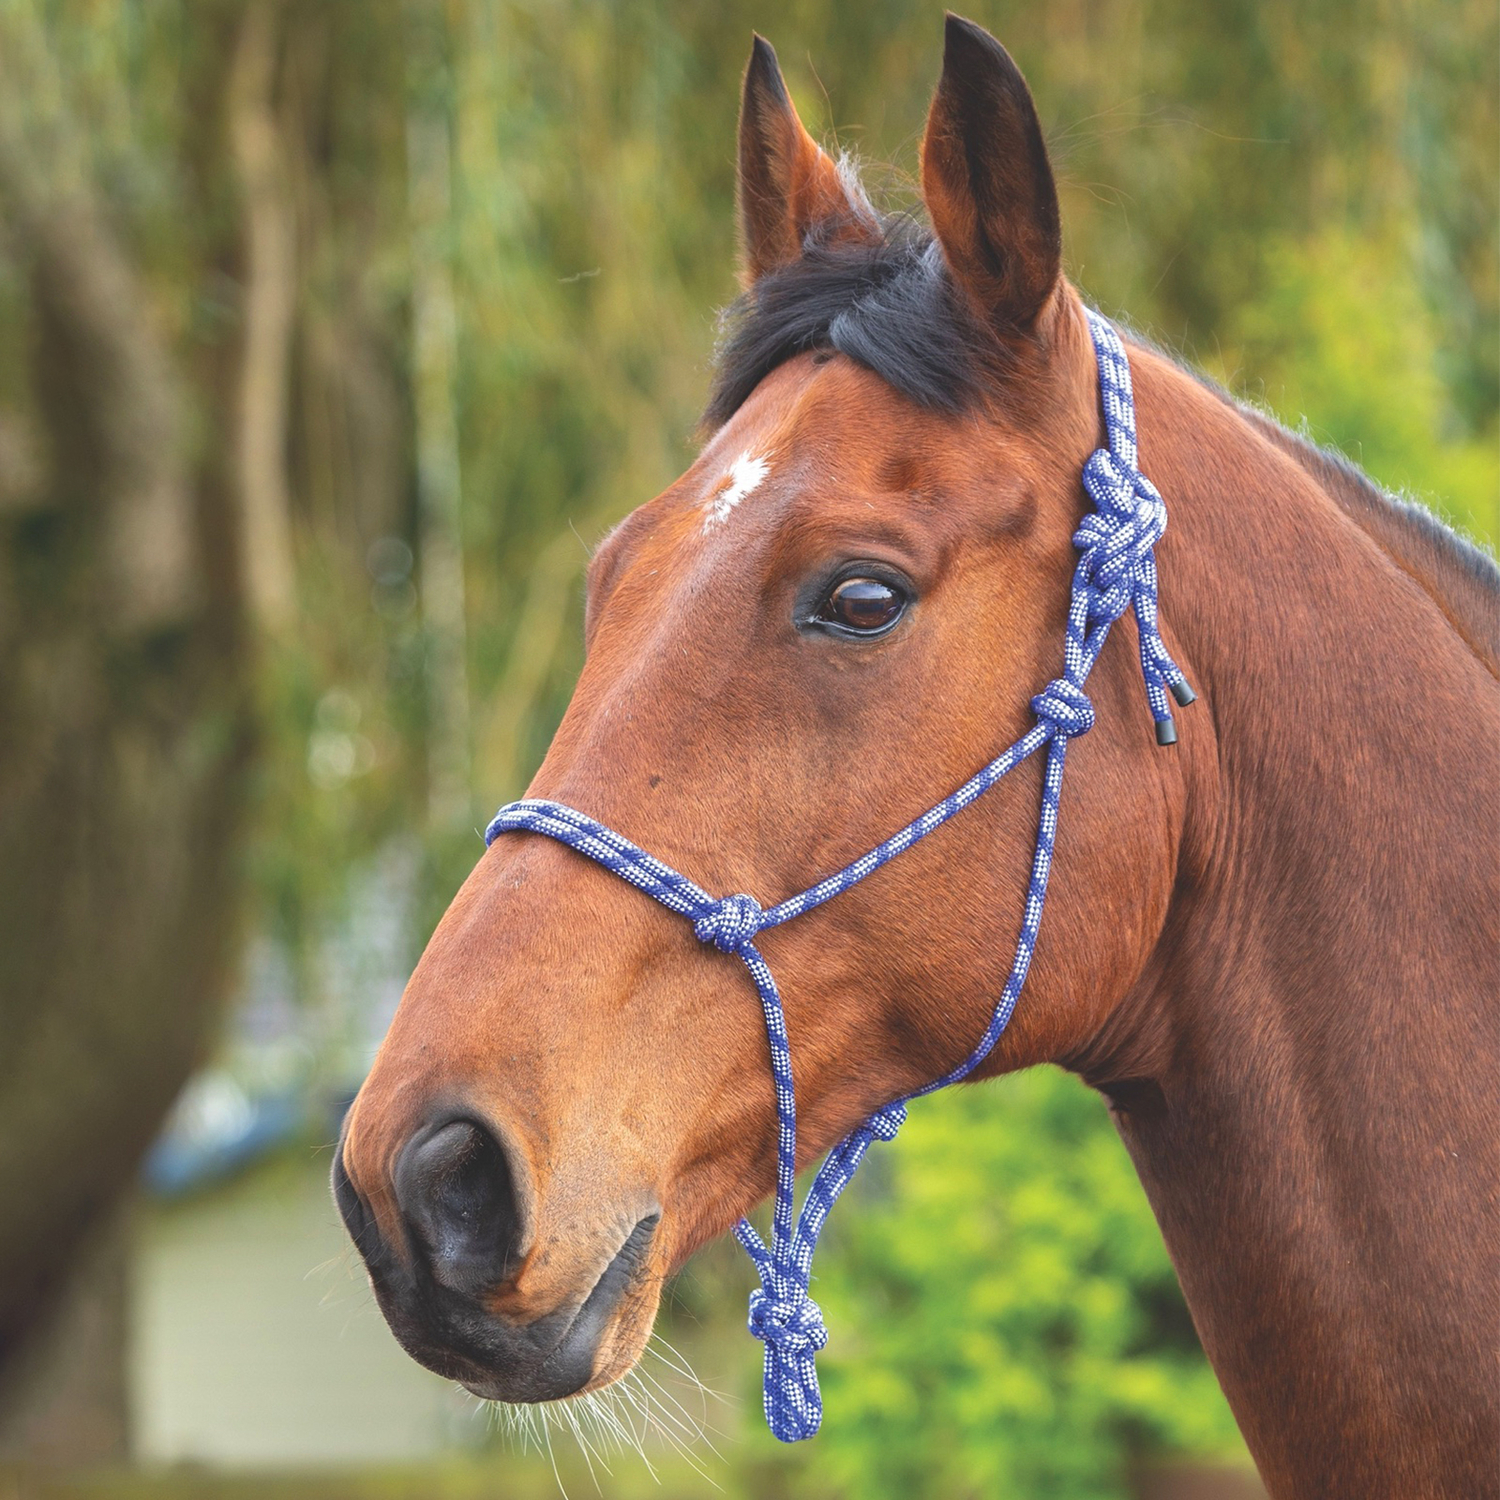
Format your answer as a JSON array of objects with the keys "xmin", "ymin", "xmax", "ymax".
[{"xmin": 815, "ymin": 576, "xmax": 908, "ymax": 635}]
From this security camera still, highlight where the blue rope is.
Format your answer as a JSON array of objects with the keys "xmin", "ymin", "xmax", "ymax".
[{"xmin": 484, "ymin": 310, "xmax": 1192, "ymax": 1442}]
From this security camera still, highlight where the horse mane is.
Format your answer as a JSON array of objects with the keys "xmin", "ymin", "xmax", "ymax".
[
  {"xmin": 1213, "ymin": 397, "xmax": 1500, "ymax": 674},
  {"xmin": 706, "ymin": 200, "xmax": 1499, "ymax": 674}
]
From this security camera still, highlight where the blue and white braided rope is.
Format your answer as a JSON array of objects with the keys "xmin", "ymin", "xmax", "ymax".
[{"xmin": 484, "ymin": 309, "xmax": 1191, "ymax": 1442}]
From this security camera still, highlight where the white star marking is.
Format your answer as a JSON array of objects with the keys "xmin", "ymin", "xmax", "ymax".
[{"xmin": 702, "ymin": 451, "xmax": 770, "ymax": 532}]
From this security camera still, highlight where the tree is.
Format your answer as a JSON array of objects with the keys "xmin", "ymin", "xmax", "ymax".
[{"xmin": 0, "ymin": 1, "xmax": 250, "ymax": 1407}]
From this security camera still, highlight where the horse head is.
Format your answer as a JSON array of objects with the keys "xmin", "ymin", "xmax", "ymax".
[{"xmin": 334, "ymin": 17, "xmax": 1192, "ymax": 1407}]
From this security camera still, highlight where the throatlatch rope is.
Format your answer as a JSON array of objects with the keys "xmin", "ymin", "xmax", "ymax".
[{"xmin": 484, "ymin": 310, "xmax": 1193, "ymax": 1443}]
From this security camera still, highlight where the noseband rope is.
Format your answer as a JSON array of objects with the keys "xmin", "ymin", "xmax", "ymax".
[{"xmin": 484, "ymin": 310, "xmax": 1192, "ymax": 1442}]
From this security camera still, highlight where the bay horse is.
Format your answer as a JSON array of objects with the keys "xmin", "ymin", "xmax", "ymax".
[{"xmin": 335, "ymin": 18, "xmax": 1499, "ymax": 1498}]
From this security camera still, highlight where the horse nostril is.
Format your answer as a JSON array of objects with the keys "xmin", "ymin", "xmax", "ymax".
[{"xmin": 393, "ymin": 1118, "xmax": 525, "ymax": 1295}]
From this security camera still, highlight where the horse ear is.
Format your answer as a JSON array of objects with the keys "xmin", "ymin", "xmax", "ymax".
[
  {"xmin": 920, "ymin": 16, "xmax": 1062, "ymax": 333},
  {"xmin": 737, "ymin": 35, "xmax": 876, "ymax": 285}
]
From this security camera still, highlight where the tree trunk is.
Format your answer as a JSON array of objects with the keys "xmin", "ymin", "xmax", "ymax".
[
  {"xmin": 0, "ymin": 1208, "xmax": 131, "ymax": 1463},
  {"xmin": 0, "ymin": 7, "xmax": 251, "ymax": 1390}
]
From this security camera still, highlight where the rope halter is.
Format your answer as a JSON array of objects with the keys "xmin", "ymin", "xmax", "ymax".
[{"xmin": 484, "ymin": 309, "xmax": 1192, "ymax": 1442}]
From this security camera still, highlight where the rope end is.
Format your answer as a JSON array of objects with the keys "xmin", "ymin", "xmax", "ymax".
[
  {"xmin": 749, "ymin": 1285, "xmax": 828, "ymax": 1442},
  {"xmin": 768, "ymin": 1411, "xmax": 823, "ymax": 1443},
  {"xmin": 1155, "ymin": 716, "xmax": 1178, "ymax": 747},
  {"xmin": 1170, "ymin": 677, "xmax": 1197, "ymax": 708}
]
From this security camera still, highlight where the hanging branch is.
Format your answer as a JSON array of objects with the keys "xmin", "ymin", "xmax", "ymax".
[
  {"xmin": 405, "ymin": 2, "xmax": 472, "ymax": 831},
  {"xmin": 228, "ymin": 0, "xmax": 298, "ymax": 630}
]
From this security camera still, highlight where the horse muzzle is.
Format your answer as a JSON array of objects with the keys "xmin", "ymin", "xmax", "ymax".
[{"xmin": 333, "ymin": 1113, "xmax": 661, "ymax": 1402}]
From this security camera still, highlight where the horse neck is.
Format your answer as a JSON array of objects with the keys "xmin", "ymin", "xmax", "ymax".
[{"xmin": 1070, "ymin": 349, "xmax": 1499, "ymax": 1500}]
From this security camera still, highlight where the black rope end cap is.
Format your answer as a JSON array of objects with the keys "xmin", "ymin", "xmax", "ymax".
[
  {"xmin": 1155, "ymin": 717, "xmax": 1178, "ymax": 747},
  {"xmin": 1170, "ymin": 678, "xmax": 1196, "ymax": 707}
]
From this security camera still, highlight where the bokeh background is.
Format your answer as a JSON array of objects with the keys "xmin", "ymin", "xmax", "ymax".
[{"xmin": 0, "ymin": 2, "xmax": 1493, "ymax": 1498}]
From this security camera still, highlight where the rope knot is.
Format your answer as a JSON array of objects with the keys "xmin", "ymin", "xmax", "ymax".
[
  {"xmin": 1031, "ymin": 678, "xmax": 1096, "ymax": 741},
  {"xmin": 1076, "ymin": 448, "xmax": 1168, "ymax": 624},
  {"xmin": 748, "ymin": 1287, "xmax": 828, "ymax": 1357},
  {"xmin": 693, "ymin": 893, "xmax": 764, "ymax": 954}
]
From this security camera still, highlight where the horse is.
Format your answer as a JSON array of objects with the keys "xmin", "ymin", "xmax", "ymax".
[{"xmin": 333, "ymin": 18, "xmax": 1500, "ymax": 1498}]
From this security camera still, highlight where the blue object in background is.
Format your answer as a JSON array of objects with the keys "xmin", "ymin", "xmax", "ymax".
[{"xmin": 143, "ymin": 1075, "xmax": 307, "ymax": 1198}]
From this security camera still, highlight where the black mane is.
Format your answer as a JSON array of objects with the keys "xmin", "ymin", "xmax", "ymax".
[{"xmin": 704, "ymin": 215, "xmax": 989, "ymax": 427}]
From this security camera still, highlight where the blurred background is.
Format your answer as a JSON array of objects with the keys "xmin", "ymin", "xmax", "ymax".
[{"xmin": 0, "ymin": 1, "xmax": 1493, "ymax": 1498}]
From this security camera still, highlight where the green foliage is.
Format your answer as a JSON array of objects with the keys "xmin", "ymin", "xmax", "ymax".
[{"xmin": 778, "ymin": 1072, "xmax": 1241, "ymax": 1499}]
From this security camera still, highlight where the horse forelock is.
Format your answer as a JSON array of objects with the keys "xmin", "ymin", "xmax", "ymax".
[{"xmin": 705, "ymin": 206, "xmax": 997, "ymax": 428}]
